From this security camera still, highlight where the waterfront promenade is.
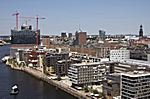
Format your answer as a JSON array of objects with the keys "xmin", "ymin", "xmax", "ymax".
[{"xmin": 6, "ymin": 61, "xmax": 92, "ymax": 99}]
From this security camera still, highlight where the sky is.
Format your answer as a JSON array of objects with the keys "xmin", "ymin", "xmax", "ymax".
[{"xmin": 0, "ymin": 0, "xmax": 150, "ymax": 36}]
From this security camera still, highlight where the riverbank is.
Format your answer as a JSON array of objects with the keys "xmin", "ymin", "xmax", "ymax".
[{"xmin": 6, "ymin": 61, "xmax": 90, "ymax": 99}]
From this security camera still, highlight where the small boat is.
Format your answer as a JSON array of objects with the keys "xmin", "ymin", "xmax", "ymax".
[
  {"xmin": 1, "ymin": 56, "xmax": 9, "ymax": 63},
  {"xmin": 10, "ymin": 84, "xmax": 19, "ymax": 95}
]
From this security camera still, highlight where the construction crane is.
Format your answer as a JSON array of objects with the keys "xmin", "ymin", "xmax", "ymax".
[
  {"xmin": 35, "ymin": 15, "xmax": 45, "ymax": 45},
  {"xmin": 19, "ymin": 15, "xmax": 45, "ymax": 45},
  {"xmin": 12, "ymin": 11, "xmax": 19, "ymax": 29}
]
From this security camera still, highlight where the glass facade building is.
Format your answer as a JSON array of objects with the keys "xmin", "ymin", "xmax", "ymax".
[{"xmin": 11, "ymin": 29, "xmax": 40, "ymax": 45}]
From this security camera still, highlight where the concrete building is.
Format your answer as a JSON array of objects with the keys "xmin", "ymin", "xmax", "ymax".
[
  {"xmin": 44, "ymin": 55, "xmax": 57, "ymax": 73},
  {"xmin": 114, "ymin": 59, "xmax": 150, "ymax": 73},
  {"xmin": 103, "ymin": 73, "xmax": 120, "ymax": 99},
  {"xmin": 11, "ymin": 24, "xmax": 40, "ymax": 45},
  {"xmin": 95, "ymin": 46, "xmax": 110, "ymax": 58},
  {"xmin": 121, "ymin": 71, "xmax": 150, "ymax": 99},
  {"xmin": 110, "ymin": 48, "xmax": 130, "ymax": 62},
  {"xmin": 75, "ymin": 30, "xmax": 87, "ymax": 46},
  {"xmin": 55, "ymin": 60, "xmax": 71, "ymax": 76},
  {"xmin": 68, "ymin": 62, "xmax": 113, "ymax": 87},
  {"xmin": 44, "ymin": 52, "xmax": 69, "ymax": 73}
]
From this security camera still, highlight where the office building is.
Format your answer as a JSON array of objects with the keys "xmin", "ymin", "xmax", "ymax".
[
  {"xmin": 61, "ymin": 32, "xmax": 67, "ymax": 38},
  {"xmin": 121, "ymin": 71, "xmax": 150, "ymax": 99},
  {"xmin": 75, "ymin": 30, "xmax": 87, "ymax": 46},
  {"xmin": 99, "ymin": 30, "xmax": 105, "ymax": 41},
  {"xmin": 68, "ymin": 33, "xmax": 72, "ymax": 38},
  {"xmin": 11, "ymin": 24, "xmax": 40, "ymax": 45}
]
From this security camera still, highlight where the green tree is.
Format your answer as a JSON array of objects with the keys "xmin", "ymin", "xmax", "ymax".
[
  {"xmin": 57, "ymin": 75, "xmax": 61, "ymax": 81},
  {"xmin": 93, "ymin": 89, "xmax": 98, "ymax": 94},
  {"xmin": 83, "ymin": 86, "xmax": 89, "ymax": 93}
]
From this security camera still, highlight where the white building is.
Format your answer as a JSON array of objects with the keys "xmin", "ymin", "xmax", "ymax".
[
  {"xmin": 121, "ymin": 71, "xmax": 150, "ymax": 99},
  {"xmin": 68, "ymin": 62, "xmax": 110, "ymax": 86},
  {"xmin": 110, "ymin": 48, "xmax": 130, "ymax": 62}
]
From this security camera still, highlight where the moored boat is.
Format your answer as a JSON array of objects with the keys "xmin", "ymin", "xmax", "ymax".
[{"xmin": 10, "ymin": 84, "xmax": 19, "ymax": 95}]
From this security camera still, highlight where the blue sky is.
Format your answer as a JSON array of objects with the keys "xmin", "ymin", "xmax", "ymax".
[{"xmin": 0, "ymin": 0, "xmax": 150, "ymax": 36}]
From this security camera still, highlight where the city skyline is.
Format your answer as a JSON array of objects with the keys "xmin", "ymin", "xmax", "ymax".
[{"xmin": 0, "ymin": 0, "xmax": 150, "ymax": 35}]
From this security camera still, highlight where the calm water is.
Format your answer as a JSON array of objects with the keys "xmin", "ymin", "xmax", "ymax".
[{"xmin": 0, "ymin": 45, "xmax": 77, "ymax": 99}]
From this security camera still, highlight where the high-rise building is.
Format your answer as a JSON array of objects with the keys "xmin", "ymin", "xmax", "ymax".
[
  {"xmin": 121, "ymin": 71, "xmax": 150, "ymax": 99},
  {"xmin": 99, "ymin": 30, "xmax": 105, "ymax": 41},
  {"xmin": 68, "ymin": 33, "xmax": 72, "ymax": 38},
  {"xmin": 139, "ymin": 24, "xmax": 143, "ymax": 37},
  {"xmin": 61, "ymin": 32, "xmax": 67, "ymax": 38},
  {"xmin": 11, "ymin": 24, "xmax": 40, "ymax": 45},
  {"xmin": 75, "ymin": 30, "xmax": 86, "ymax": 46}
]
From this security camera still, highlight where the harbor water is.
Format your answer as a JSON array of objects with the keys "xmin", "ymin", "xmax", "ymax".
[{"xmin": 0, "ymin": 45, "xmax": 77, "ymax": 99}]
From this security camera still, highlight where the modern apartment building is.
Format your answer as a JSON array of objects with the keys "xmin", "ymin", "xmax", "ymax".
[
  {"xmin": 55, "ymin": 60, "xmax": 71, "ymax": 76},
  {"xmin": 121, "ymin": 71, "xmax": 150, "ymax": 99},
  {"xmin": 103, "ymin": 73, "xmax": 120, "ymax": 99},
  {"xmin": 68, "ymin": 62, "xmax": 112, "ymax": 86},
  {"xmin": 110, "ymin": 48, "xmax": 130, "ymax": 62},
  {"xmin": 44, "ymin": 52, "xmax": 69, "ymax": 73}
]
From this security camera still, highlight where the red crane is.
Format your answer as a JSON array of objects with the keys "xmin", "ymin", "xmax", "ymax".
[
  {"xmin": 12, "ymin": 11, "xmax": 19, "ymax": 29},
  {"xmin": 36, "ymin": 15, "xmax": 45, "ymax": 45},
  {"xmin": 19, "ymin": 15, "xmax": 45, "ymax": 45}
]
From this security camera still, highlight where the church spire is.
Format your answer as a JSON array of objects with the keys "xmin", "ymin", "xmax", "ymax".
[{"xmin": 139, "ymin": 24, "xmax": 143, "ymax": 37}]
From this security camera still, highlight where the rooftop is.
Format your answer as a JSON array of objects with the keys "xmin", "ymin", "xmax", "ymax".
[
  {"xmin": 121, "ymin": 71, "xmax": 150, "ymax": 77},
  {"xmin": 71, "ymin": 62, "xmax": 104, "ymax": 67},
  {"xmin": 120, "ymin": 59, "xmax": 150, "ymax": 67}
]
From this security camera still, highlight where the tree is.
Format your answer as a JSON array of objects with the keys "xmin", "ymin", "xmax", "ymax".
[
  {"xmin": 93, "ymin": 89, "xmax": 98, "ymax": 94},
  {"xmin": 83, "ymin": 86, "xmax": 89, "ymax": 93},
  {"xmin": 57, "ymin": 75, "xmax": 61, "ymax": 81}
]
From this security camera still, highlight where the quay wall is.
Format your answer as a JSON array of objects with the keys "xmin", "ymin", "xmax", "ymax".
[{"xmin": 6, "ymin": 62, "xmax": 88, "ymax": 99}]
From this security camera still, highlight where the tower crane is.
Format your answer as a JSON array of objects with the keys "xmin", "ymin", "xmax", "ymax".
[
  {"xmin": 35, "ymin": 15, "xmax": 45, "ymax": 45},
  {"xmin": 12, "ymin": 11, "xmax": 19, "ymax": 29},
  {"xmin": 19, "ymin": 15, "xmax": 45, "ymax": 45}
]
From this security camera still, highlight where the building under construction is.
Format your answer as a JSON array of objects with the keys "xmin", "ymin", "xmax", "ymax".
[{"xmin": 11, "ymin": 24, "xmax": 40, "ymax": 45}]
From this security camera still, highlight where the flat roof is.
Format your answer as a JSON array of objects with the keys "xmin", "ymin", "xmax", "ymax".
[
  {"xmin": 120, "ymin": 59, "xmax": 150, "ymax": 67},
  {"xmin": 71, "ymin": 62, "xmax": 104, "ymax": 67},
  {"xmin": 121, "ymin": 71, "xmax": 150, "ymax": 77}
]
